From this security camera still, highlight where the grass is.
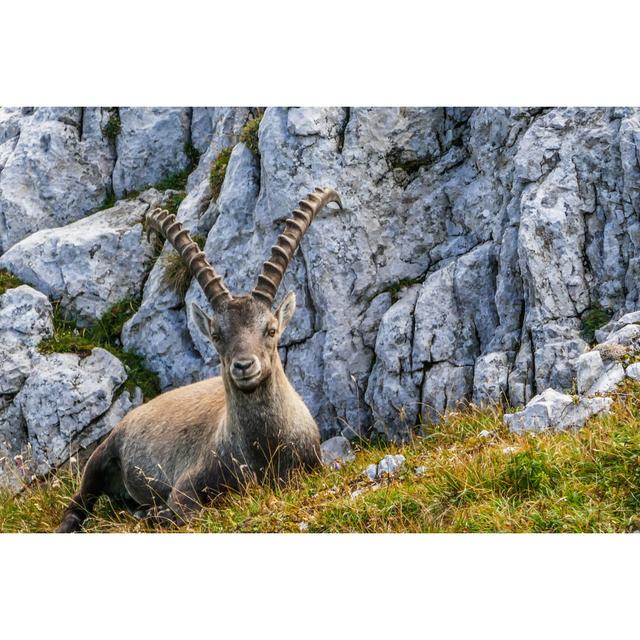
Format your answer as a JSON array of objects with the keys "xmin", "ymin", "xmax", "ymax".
[
  {"xmin": 209, "ymin": 146, "xmax": 233, "ymax": 200},
  {"xmin": 239, "ymin": 115, "xmax": 262, "ymax": 158},
  {"xmin": 161, "ymin": 234, "xmax": 207, "ymax": 300},
  {"xmin": 0, "ymin": 269, "xmax": 23, "ymax": 296},
  {"xmin": 38, "ymin": 298, "xmax": 160, "ymax": 400},
  {"xmin": 4, "ymin": 380, "xmax": 640, "ymax": 533}
]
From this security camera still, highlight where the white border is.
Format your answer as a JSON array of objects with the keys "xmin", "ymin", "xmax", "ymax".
[
  {"xmin": 0, "ymin": 533, "xmax": 638, "ymax": 638},
  {"xmin": 2, "ymin": 1, "xmax": 640, "ymax": 105},
  {"xmin": 2, "ymin": 1, "xmax": 640, "ymax": 636}
]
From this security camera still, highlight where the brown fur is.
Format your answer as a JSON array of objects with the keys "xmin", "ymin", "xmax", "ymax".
[{"xmin": 57, "ymin": 293, "xmax": 321, "ymax": 532}]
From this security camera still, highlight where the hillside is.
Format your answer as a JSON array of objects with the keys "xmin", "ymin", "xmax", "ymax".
[{"xmin": 3, "ymin": 380, "xmax": 640, "ymax": 533}]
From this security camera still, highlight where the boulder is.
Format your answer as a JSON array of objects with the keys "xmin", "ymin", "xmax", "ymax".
[
  {"xmin": 576, "ymin": 350, "xmax": 625, "ymax": 396},
  {"xmin": 5, "ymin": 107, "xmax": 640, "ymax": 443},
  {"xmin": 504, "ymin": 388, "xmax": 612, "ymax": 433},
  {"xmin": 364, "ymin": 454, "xmax": 406, "ymax": 481},
  {"xmin": 626, "ymin": 362, "xmax": 640, "ymax": 381},
  {"xmin": 595, "ymin": 311, "xmax": 640, "ymax": 343},
  {"xmin": 0, "ymin": 190, "xmax": 163, "ymax": 325},
  {"xmin": 320, "ymin": 436, "xmax": 355, "ymax": 468}
]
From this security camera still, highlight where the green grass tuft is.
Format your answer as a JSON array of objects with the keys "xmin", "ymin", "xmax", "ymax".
[
  {"xmin": 38, "ymin": 298, "xmax": 160, "ymax": 400},
  {"xmin": 0, "ymin": 269, "xmax": 23, "ymax": 296},
  {"xmin": 6, "ymin": 381, "xmax": 640, "ymax": 532},
  {"xmin": 239, "ymin": 115, "xmax": 262, "ymax": 158},
  {"xmin": 209, "ymin": 146, "xmax": 233, "ymax": 200},
  {"xmin": 161, "ymin": 234, "xmax": 207, "ymax": 300}
]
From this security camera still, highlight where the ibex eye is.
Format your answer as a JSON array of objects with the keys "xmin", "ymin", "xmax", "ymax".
[
  {"xmin": 267, "ymin": 328, "xmax": 276, "ymax": 337},
  {"xmin": 211, "ymin": 333, "xmax": 221, "ymax": 342}
]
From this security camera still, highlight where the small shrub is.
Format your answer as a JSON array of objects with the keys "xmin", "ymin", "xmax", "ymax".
[
  {"xmin": 499, "ymin": 447, "xmax": 559, "ymax": 497},
  {"xmin": 209, "ymin": 146, "xmax": 233, "ymax": 200},
  {"xmin": 581, "ymin": 305, "xmax": 611, "ymax": 343},
  {"xmin": 184, "ymin": 140, "xmax": 201, "ymax": 169},
  {"xmin": 103, "ymin": 109, "xmax": 121, "ymax": 141},
  {"xmin": 0, "ymin": 269, "xmax": 23, "ymax": 296},
  {"xmin": 161, "ymin": 234, "xmax": 207, "ymax": 300},
  {"xmin": 240, "ymin": 115, "xmax": 262, "ymax": 158}
]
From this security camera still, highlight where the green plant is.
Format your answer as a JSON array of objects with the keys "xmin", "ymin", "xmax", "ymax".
[
  {"xmin": 240, "ymin": 115, "xmax": 262, "ymax": 158},
  {"xmin": 103, "ymin": 109, "xmax": 121, "ymax": 141},
  {"xmin": 184, "ymin": 140, "xmax": 201, "ymax": 169},
  {"xmin": 38, "ymin": 299, "xmax": 160, "ymax": 399},
  {"xmin": 209, "ymin": 146, "xmax": 233, "ymax": 200},
  {"xmin": 581, "ymin": 305, "xmax": 611, "ymax": 343},
  {"xmin": 500, "ymin": 446, "xmax": 559, "ymax": 497},
  {"xmin": 164, "ymin": 190, "xmax": 187, "ymax": 215},
  {"xmin": 161, "ymin": 234, "xmax": 207, "ymax": 300},
  {"xmin": 0, "ymin": 269, "xmax": 23, "ymax": 296},
  {"xmin": 96, "ymin": 190, "xmax": 117, "ymax": 212},
  {"xmin": 383, "ymin": 275, "xmax": 427, "ymax": 303}
]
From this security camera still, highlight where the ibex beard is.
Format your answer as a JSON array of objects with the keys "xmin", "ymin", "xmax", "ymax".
[{"xmin": 57, "ymin": 187, "xmax": 342, "ymax": 532}]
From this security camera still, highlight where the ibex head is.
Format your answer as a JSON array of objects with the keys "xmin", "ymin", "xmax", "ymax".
[{"xmin": 146, "ymin": 187, "xmax": 342, "ymax": 393}]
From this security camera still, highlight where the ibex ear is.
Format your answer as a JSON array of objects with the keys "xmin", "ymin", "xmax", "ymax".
[
  {"xmin": 191, "ymin": 303, "xmax": 212, "ymax": 339},
  {"xmin": 275, "ymin": 291, "xmax": 296, "ymax": 333}
]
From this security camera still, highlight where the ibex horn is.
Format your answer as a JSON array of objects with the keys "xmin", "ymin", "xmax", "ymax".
[
  {"xmin": 251, "ymin": 187, "xmax": 342, "ymax": 307},
  {"xmin": 145, "ymin": 208, "xmax": 232, "ymax": 310}
]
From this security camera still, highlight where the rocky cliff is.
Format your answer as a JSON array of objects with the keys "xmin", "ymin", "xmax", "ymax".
[{"xmin": 2, "ymin": 106, "xmax": 640, "ymax": 489}]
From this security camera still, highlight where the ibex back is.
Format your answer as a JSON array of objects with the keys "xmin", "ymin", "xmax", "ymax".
[{"xmin": 57, "ymin": 187, "xmax": 342, "ymax": 532}]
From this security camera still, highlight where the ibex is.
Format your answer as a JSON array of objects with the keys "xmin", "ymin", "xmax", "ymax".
[{"xmin": 57, "ymin": 187, "xmax": 342, "ymax": 532}]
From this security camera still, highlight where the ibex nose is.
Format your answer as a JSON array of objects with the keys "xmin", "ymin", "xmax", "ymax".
[{"xmin": 231, "ymin": 357, "xmax": 259, "ymax": 378}]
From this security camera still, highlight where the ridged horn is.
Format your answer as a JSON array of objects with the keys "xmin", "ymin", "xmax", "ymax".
[
  {"xmin": 251, "ymin": 187, "xmax": 342, "ymax": 306},
  {"xmin": 145, "ymin": 208, "xmax": 232, "ymax": 310}
]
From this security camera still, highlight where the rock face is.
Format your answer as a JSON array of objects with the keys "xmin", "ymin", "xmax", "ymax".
[
  {"xmin": 3, "ymin": 106, "xmax": 640, "ymax": 449},
  {"xmin": 0, "ymin": 284, "xmax": 142, "ymax": 493},
  {"xmin": 0, "ymin": 286, "xmax": 53, "ymax": 397},
  {"xmin": 112, "ymin": 108, "xmax": 192, "ymax": 198},
  {"xmin": 0, "ymin": 189, "xmax": 163, "ymax": 325},
  {"xmin": 0, "ymin": 108, "xmax": 115, "ymax": 253}
]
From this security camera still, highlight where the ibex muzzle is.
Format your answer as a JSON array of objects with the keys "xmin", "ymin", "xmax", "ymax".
[{"xmin": 57, "ymin": 187, "xmax": 342, "ymax": 532}]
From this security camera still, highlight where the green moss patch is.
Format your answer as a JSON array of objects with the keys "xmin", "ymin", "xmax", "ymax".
[
  {"xmin": 209, "ymin": 146, "xmax": 233, "ymax": 200},
  {"xmin": 38, "ymin": 298, "xmax": 160, "ymax": 400}
]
